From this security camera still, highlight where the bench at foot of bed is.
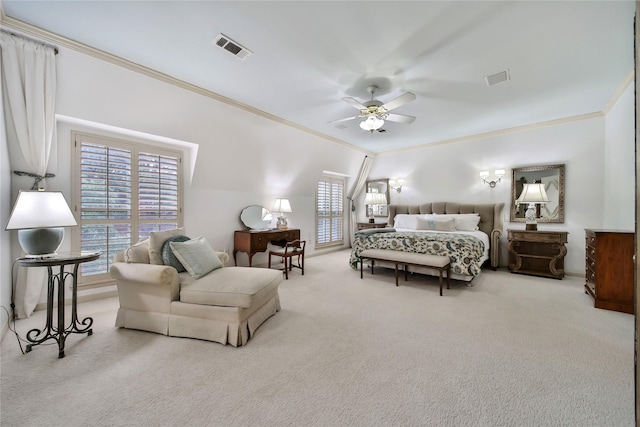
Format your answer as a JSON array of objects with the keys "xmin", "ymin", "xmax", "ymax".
[{"xmin": 359, "ymin": 249, "xmax": 451, "ymax": 296}]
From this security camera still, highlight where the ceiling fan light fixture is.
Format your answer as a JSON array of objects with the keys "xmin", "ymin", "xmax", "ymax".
[{"xmin": 359, "ymin": 115, "xmax": 384, "ymax": 131}]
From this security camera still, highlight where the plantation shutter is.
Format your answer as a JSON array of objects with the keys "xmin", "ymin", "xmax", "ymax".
[
  {"xmin": 74, "ymin": 132, "xmax": 182, "ymax": 286},
  {"xmin": 316, "ymin": 176, "xmax": 344, "ymax": 248}
]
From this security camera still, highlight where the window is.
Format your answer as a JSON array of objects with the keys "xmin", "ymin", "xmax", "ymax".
[
  {"xmin": 316, "ymin": 176, "xmax": 344, "ymax": 248},
  {"xmin": 72, "ymin": 132, "xmax": 183, "ymax": 285}
]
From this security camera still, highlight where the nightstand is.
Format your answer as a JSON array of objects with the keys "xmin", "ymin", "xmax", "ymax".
[
  {"xmin": 507, "ymin": 229, "xmax": 568, "ymax": 279},
  {"xmin": 357, "ymin": 222, "xmax": 388, "ymax": 230}
]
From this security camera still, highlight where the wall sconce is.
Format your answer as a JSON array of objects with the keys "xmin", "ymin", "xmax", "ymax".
[
  {"xmin": 480, "ymin": 169, "xmax": 505, "ymax": 188},
  {"xmin": 389, "ymin": 178, "xmax": 404, "ymax": 193}
]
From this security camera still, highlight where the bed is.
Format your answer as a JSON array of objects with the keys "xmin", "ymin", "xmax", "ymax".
[{"xmin": 350, "ymin": 202, "xmax": 505, "ymax": 282}]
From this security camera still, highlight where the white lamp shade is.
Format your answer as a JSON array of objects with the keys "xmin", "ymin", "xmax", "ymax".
[
  {"xmin": 364, "ymin": 192, "xmax": 387, "ymax": 205},
  {"xmin": 479, "ymin": 171, "xmax": 490, "ymax": 179},
  {"xmin": 516, "ymin": 183, "xmax": 549, "ymax": 204},
  {"xmin": 6, "ymin": 191, "xmax": 77, "ymax": 230},
  {"xmin": 272, "ymin": 198, "xmax": 292, "ymax": 213}
]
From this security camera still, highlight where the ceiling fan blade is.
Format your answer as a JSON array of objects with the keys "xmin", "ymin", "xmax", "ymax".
[
  {"xmin": 381, "ymin": 92, "xmax": 416, "ymax": 111},
  {"xmin": 385, "ymin": 113, "xmax": 416, "ymax": 124},
  {"xmin": 327, "ymin": 115, "xmax": 359, "ymax": 125},
  {"xmin": 342, "ymin": 97, "xmax": 367, "ymax": 110}
]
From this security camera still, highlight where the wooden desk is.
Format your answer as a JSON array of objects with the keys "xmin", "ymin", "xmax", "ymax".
[
  {"xmin": 234, "ymin": 228, "xmax": 300, "ymax": 266},
  {"xmin": 508, "ymin": 229, "xmax": 568, "ymax": 279}
]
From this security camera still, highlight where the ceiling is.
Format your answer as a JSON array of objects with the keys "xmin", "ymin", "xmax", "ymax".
[{"xmin": 1, "ymin": 1, "xmax": 635, "ymax": 154}]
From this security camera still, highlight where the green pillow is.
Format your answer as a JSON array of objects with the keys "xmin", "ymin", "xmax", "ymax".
[
  {"xmin": 169, "ymin": 236, "xmax": 223, "ymax": 279},
  {"xmin": 162, "ymin": 235, "xmax": 190, "ymax": 272}
]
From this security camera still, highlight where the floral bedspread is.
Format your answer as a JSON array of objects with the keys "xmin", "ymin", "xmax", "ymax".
[{"xmin": 349, "ymin": 231, "xmax": 486, "ymax": 278}]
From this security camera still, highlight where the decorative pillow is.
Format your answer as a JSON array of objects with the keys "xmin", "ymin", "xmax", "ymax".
[
  {"xmin": 162, "ymin": 235, "xmax": 190, "ymax": 272},
  {"xmin": 169, "ymin": 236, "xmax": 223, "ymax": 279},
  {"xmin": 437, "ymin": 214, "xmax": 480, "ymax": 231},
  {"xmin": 393, "ymin": 214, "xmax": 431, "ymax": 229},
  {"xmin": 149, "ymin": 227, "xmax": 186, "ymax": 265},
  {"xmin": 416, "ymin": 217, "xmax": 456, "ymax": 232},
  {"xmin": 124, "ymin": 239, "xmax": 150, "ymax": 264}
]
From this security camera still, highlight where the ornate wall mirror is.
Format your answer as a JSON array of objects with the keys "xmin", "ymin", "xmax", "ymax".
[
  {"xmin": 365, "ymin": 179, "xmax": 390, "ymax": 217},
  {"xmin": 240, "ymin": 205, "xmax": 272, "ymax": 230},
  {"xmin": 510, "ymin": 164, "xmax": 565, "ymax": 223}
]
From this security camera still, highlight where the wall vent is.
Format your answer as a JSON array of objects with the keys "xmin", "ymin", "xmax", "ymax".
[
  {"xmin": 212, "ymin": 34, "xmax": 252, "ymax": 60},
  {"xmin": 485, "ymin": 69, "xmax": 510, "ymax": 86}
]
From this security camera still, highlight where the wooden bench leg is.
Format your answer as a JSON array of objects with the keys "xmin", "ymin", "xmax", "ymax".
[
  {"xmin": 439, "ymin": 267, "xmax": 443, "ymax": 296},
  {"xmin": 447, "ymin": 264, "xmax": 451, "ymax": 290},
  {"xmin": 394, "ymin": 263, "xmax": 399, "ymax": 286}
]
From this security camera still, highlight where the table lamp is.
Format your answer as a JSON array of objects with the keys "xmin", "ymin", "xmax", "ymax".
[
  {"xmin": 364, "ymin": 192, "xmax": 388, "ymax": 223},
  {"xmin": 516, "ymin": 183, "xmax": 549, "ymax": 231},
  {"xmin": 5, "ymin": 190, "xmax": 77, "ymax": 257},
  {"xmin": 272, "ymin": 198, "xmax": 292, "ymax": 229}
]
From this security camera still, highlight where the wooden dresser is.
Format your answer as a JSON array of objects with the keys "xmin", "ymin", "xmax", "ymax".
[
  {"xmin": 508, "ymin": 229, "xmax": 568, "ymax": 279},
  {"xmin": 584, "ymin": 229, "xmax": 634, "ymax": 314},
  {"xmin": 233, "ymin": 228, "xmax": 300, "ymax": 267}
]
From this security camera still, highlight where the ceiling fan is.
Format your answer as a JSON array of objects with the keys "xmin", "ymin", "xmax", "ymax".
[{"xmin": 329, "ymin": 85, "xmax": 416, "ymax": 132}]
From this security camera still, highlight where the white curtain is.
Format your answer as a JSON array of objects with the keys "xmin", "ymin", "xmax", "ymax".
[
  {"xmin": 1, "ymin": 31, "xmax": 57, "ymax": 318},
  {"xmin": 346, "ymin": 155, "xmax": 374, "ymax": 246}
]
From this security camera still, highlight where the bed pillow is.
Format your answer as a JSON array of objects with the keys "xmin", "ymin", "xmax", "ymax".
[
  {"xmin": 394, "ymin": 214, "xmax": 437, "ymax": 229},
  {"xmin": 416, "ymin": 217, "xmax": 456, "ymax": 232},
  {"xmin": 437, "ymin": 214, "xmax": 481, "ymax": 231},
  {"xmin": 149, "ymin": 227, "xmax": 186, "ymax": 265},
  {"xmin": 169, "ymin": 236, "xmax": 223, "ymax": 279}
]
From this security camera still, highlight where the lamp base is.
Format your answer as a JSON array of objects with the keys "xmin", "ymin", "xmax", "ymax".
[
  {"xmin": 276, "ymin": 215, "xmax": 288, "ymax": 229},
  {"xmin": 17, "ymin": 227, "xmax": 64, "ymax": 257},
  {"xmin": 369, "ymin": 218, "xmax": 375, "ymax": 223},
  {"xmin": 525, "ymin": 223, "xmax": 538, "ymax": 231}
]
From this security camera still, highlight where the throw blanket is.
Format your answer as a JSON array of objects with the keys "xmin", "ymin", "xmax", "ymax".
[{"xmin": 349, "ymin": 231, "xmax": 486, "ymax": 277}]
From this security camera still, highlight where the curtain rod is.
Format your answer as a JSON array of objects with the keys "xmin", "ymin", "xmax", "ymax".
[{"xmin": 0, "ymin": 29, "xmax": 58, "ymax": 54}]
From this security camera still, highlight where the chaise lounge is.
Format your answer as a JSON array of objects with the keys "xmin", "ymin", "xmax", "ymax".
[{"xmin": 110, "ymin": 228, "xmax": 282, "ymax": 347}]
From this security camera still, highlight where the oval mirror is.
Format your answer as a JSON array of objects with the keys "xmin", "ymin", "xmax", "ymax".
[{"xmin": 240, "ymin": 205, "xmax": 273, "ymax": 230}]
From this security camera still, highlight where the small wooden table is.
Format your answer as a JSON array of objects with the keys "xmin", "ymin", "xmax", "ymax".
[
  {"xmin": 234, "ymin": 228, "xmax": 300, "ymax": 266},
  {"xmin": 507, "ymin": 230, "xmax": 568, "ymax": 279},
  {"xmin": 17, "ymin": 251, "xmax": 100, "ymax": 358}
]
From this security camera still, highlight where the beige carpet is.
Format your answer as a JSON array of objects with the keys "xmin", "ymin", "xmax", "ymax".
[{"xmin": 1, "ymin": 249, "xmax": 634, "ymax": 426}]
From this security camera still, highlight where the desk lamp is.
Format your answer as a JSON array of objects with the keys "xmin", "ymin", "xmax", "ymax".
[{"xmin": 516, "ymin": 183, "xmax": 549, "ymax": 231}]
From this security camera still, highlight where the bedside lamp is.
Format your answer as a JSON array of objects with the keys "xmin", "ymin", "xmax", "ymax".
[
  {"xmin": 516, "ymin": 183, "xmax": 549, "ymax": 231},
  {"xmin": 5, "ymin": 190, "xmax": 77, "ymax": 257},
  {"xmin": 364, "ymin": 192, "xmax": 387, "ymax": 223},
  {"xmin": 272, "ymin": 198, "xmax": 292, "ymax": 229}
]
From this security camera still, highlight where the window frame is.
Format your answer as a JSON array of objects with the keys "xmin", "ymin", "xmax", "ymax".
[
  {"xmin": 71, "ymin": 131, "xmax": 183, "ymax": 287},
  {"xmin": 315, "ymin": 175, "xmax": 345, "ymax": 249}
]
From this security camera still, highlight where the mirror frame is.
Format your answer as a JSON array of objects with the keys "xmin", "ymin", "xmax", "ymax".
[
  {"xmin": 366, "ymin": 179, "xmax": 390, "ymax": 218},
  {"xmin": 510, "ymin": 164, "xmax": 565, "ymax": 223}
]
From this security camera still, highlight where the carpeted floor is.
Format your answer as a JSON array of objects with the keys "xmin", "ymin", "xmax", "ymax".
[{"xmin": 1, "ymin": 249, "xmax": 634, "ymax": 426}]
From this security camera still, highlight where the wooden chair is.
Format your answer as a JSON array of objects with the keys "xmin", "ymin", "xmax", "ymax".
[{"xmin": 268, "ymin": 239, "xmax": 306, "ymax": 279}]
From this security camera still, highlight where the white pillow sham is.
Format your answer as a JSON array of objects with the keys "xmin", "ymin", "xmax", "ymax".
[
  {"xmin": 393, "ymin": 214, "xmax": 438, "ymax": 229},
  {"xmin": 436, "ymin": 214, "xmax": 481, "ymax": 231},
  {"xmin": 415, "ymin": 217, "xmax": 456, "ymax": 231}
]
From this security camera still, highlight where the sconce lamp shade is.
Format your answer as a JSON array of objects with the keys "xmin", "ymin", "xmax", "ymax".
[
  {"xmin": 516, "ymin": 184, "xmax": 549, "ymax": 231},
  {"xmin": 6, "ymin": 191, "xmax": 77, "ymax": 257}
]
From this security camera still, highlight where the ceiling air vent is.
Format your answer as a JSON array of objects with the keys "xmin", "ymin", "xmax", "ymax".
[
  {"xmin": 212, "ymin": 34, "xmax": 252, "ymax": 60},
  {"xmin": 485, "ymin": 69, "xmax": 510, "ymax": 86}
]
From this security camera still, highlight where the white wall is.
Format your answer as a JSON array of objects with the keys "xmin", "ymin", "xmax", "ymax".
[
  {"xmin": 603, "ymin": 83, "xmax": 635, "ymax": 229},
  {"xmin": 367, "ymin": 113, "xmax": 618, "ymax": 276},
  {"xmin": 1, "ymin": 41, "xmax": 367, "ymax": 314}
]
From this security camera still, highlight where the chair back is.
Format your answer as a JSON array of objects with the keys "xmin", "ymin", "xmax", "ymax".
[{"xmin": 285, "ymin": 239, "xmax": 305, "ymax": 255}]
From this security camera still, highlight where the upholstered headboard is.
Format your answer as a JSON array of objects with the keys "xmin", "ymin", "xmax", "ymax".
[{"xmin": 387, "ymin": 202, "xmax": 505, "ymax": 269}]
